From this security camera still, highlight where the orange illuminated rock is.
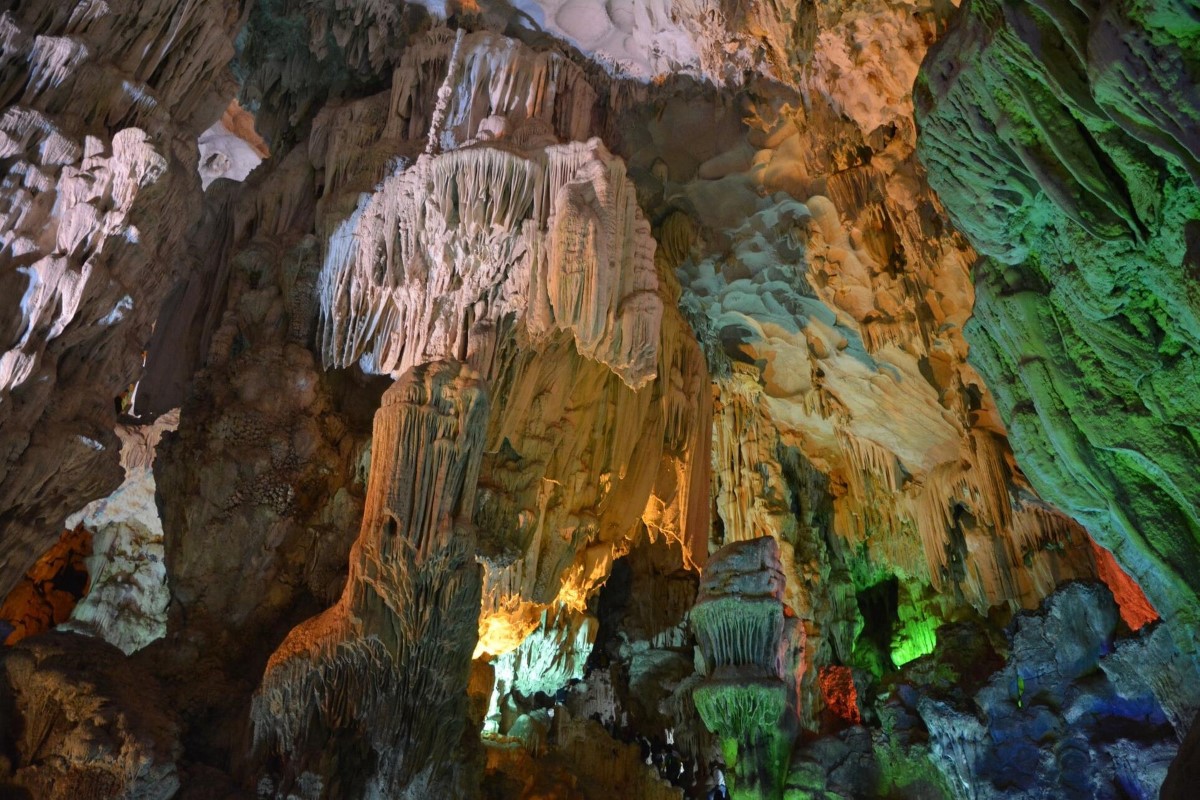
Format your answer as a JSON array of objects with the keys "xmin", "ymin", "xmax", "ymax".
[
  {"xmin": 0, "ymin": 526, "xmax": 92, "ymax": 646},
  {"xmin": 818, "ymin": 666, "xmax": 861, "ymax": 725},
  {"xmin": 1090, "ymin": 540, "xmax": 1159, "ymax": 632},
  {"xmin": 219, "ymin": 100, "xmax": 270, "ymax": 158}
]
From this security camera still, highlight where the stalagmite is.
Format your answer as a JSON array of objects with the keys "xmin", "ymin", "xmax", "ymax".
[
  {"xmin": 0, "ymin": 0, "xmax": 1195, "ymax": 798},
  {"xmin": 253, "ymin": 360, "xmax": 487, "ymax": 797},
  {"xmin": 691, "ymin": 537, "xmax": 803, "ymax": 799},
  {"xmin": 58, "ymin": 409, "xmax": 177, "ymax": 655}
]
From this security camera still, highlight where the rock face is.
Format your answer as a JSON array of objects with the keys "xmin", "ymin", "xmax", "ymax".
[
  {"xmin": 130, "ymin": 19, "xmax": 707, "ymax": 795},
  {"xmin": 916, "ymin": 0, "xmax": 1200, "ymax": 720},
  {"xmin": 197, "ymin": 100, "xmax": 268, "ymax": 189},
  {"xmin": 0, "ymin": 0, "xmax": 241, "ymax": 598},
  {"xmin": 917, "ymin": 584, "xmax": 1179, "ymax": 800},
  {"xmin": 0, "ymin": 0, "xmax": 1194, "ymax": 798},
  {"xmin": 149, "ymin": 171, "xmax": 379, "ymax": 781},
  {"xmin": 253, "ymin": 361, "xmax": 486, "ymax": 798},
  {"xmin": 483, "ymin": 606, "xmax": 596, "ymax": 735},
  {"xmin": 0, "ymin": 631, "xmax": 181, "ymax": 799},
  {"xmin": 649, "ymin": 0, "xmax": 1105, "ymax": 753},
  {"xmin": 1163, "ymin": 709, "xmax": 1200, "ymax": 800}
]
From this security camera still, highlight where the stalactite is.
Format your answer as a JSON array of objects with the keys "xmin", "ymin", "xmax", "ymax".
[{"xmin": 316, "ymin": 138, "xmax": 660, "ymax": 389}]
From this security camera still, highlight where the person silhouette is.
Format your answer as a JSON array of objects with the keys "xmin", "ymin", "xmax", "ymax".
[{"xmin": 706, "ymin": 762, "xmax": 728, "ymax": 800}]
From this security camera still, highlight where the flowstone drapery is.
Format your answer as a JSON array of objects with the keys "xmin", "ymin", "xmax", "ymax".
[
  {"xmin": 253, "ymin": 361, "xmax": 487, "ymax": 798},
  {"xmin": 692, "ymin": 537, "xmax": 803, "ymax": 800}
]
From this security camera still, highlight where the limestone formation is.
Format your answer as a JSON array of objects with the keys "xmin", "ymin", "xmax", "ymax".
[
  {"xmin": 145, "ymin": 157, "xmax": 385, "ymax": 792},
  {"xmin": 916, "ymin": 0, "xmax": 1200, "ymax": 724},
  {"xmin": 58, "ymin": 409, "xmax": 178, "ymax": 654},
  {"xmin": 317, "ymin": 138, "xmax": 660, "ymax": 388},
  {"xmin": 472, "ymin": 312, "xmax": 710, "ymax": 659},
  {"xmin": 299, "ymin": 27, "xmax": 712, "ymax": 663},
  {"xmin": 0, "ymin": 631, "xmax": 181, "ymax": 799},
  {"xmin": 198, "ymin": 100, "xmax": 269, "ymax": 189},
  {"xmin": 253, "ymin": 360, "xmax": 487, "ymax": 797},
  {"xmin": 917, "ymin": 584, "xmax": 1180, "ymax": 800},
  {"xmin": 484, "ymin": 606, "xmax": 596, "ymax": 736},
  {"xmin": 681, "ymin": 200, "xmax": 1095, "ymax": 615},
  {"xmin": 483, "ymin": 711, "xmax": 685, "ymax": 799},
  {"xmin": 1163, "ymin": 710, "xmax": 1200, "ymax": 800},
  {"xmin": 691, "ymin": 537, "xmax": 803, "ymax": 799},
  {"xmin": 635, "ymin": 0, "xmax": 1106, "ymax": 752},
  {"xmin": 408, "ymin": 0, "xmax": 813, "ymax": 84},
  {"xmin": 0, "ymin": 0, "xmax": 241, "ymax": 599},
  {"xmin": 0, "ymin": 525, "xmax": 90, "ymax": 645},
  {"xmin": 135, "ymin": 24, "xmax": 710, "ymax": 795},
  {"xmin": 0, "ymin": 0, "xmax": 1194, "ymax": 798}
]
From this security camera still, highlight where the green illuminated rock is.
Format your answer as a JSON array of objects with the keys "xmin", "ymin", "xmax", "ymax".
[
  {"xmin": 890, "ymin": 584, "xmax": 940, "ymax": 668},
  {"xmin": 691, "ymin": 598, "xmax": 788, "ymax": 675},
  {"xmin": 692, "ymin": 537, "xmax": 803, "ymax": 800},
  {"xmin": 694, "ymin": 679, "xmax": 789, "ymax": 744},
  {"xmin": 916, "ymin": 0, "xmax": 1200, "ymax": 714}
]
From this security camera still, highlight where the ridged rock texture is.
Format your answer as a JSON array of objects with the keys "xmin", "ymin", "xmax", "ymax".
[
  {"xmin": 0, "ymin": 631, "xmax": 181, "ymax": 799},
  {"xmin": 0, "ymin": 0, "xmax": 241, "ymax": 598},
  {"xmin": 917, "ymin": 583, "xmax": 1180, "ymax": 800},
  {"xmin": 0, "ymin": 0, "xmax": 1197, "ymax": 798},
  {"xmin": 916, "ymin": 0, "xmax": 1200, "ymax": 724},
  {"xmin": 691, "ymin": 537, "xmax": 803, "ymax": 798},
  {"xmin": 253, "ymin": 360, "xmax": 487, "ymax": 798}
]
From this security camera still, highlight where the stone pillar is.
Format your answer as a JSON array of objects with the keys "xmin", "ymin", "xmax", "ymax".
[
  {"xmin": 692, "ymin": 536, "xmax": 803, "ymax": 800},
  {"xmin": 252, "ymin": 360, "xmax": 487, "ymax": 798}
]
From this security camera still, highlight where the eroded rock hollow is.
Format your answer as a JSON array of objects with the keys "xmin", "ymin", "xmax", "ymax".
[{"xmin": 0, "ymin": 0, "xmax": 1196, "ymax": 798}]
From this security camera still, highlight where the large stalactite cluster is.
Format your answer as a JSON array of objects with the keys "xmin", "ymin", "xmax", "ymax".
[{"xmin": 0, "ymin": 0, "xmax": 1197, "ymax": 798}]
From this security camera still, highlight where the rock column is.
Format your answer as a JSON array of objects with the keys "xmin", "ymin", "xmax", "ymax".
[
  {"xmin": 692, "ymin": 536, "xmax": 804, "ymax": 800},
  {"xmin": 252, "ymin": 360, "xmax": 487, "ymax": 798}
]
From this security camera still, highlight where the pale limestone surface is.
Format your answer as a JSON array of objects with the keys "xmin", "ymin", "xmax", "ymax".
[{"xmin": 61, "ymin": 410, "xmax": 178, "ymax": 655}]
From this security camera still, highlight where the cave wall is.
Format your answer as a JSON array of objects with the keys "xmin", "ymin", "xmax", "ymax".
[
  {"xmin": 916, "ymin": 0, "xmax": 1200, "ymax": 719},
  {"xmin": 0, "ymin": 0, "xmax": 1195, "ymax": 798},
  {"xmin": 0, "ymin": 0, "xmax": 242, "ymax": 598}
]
